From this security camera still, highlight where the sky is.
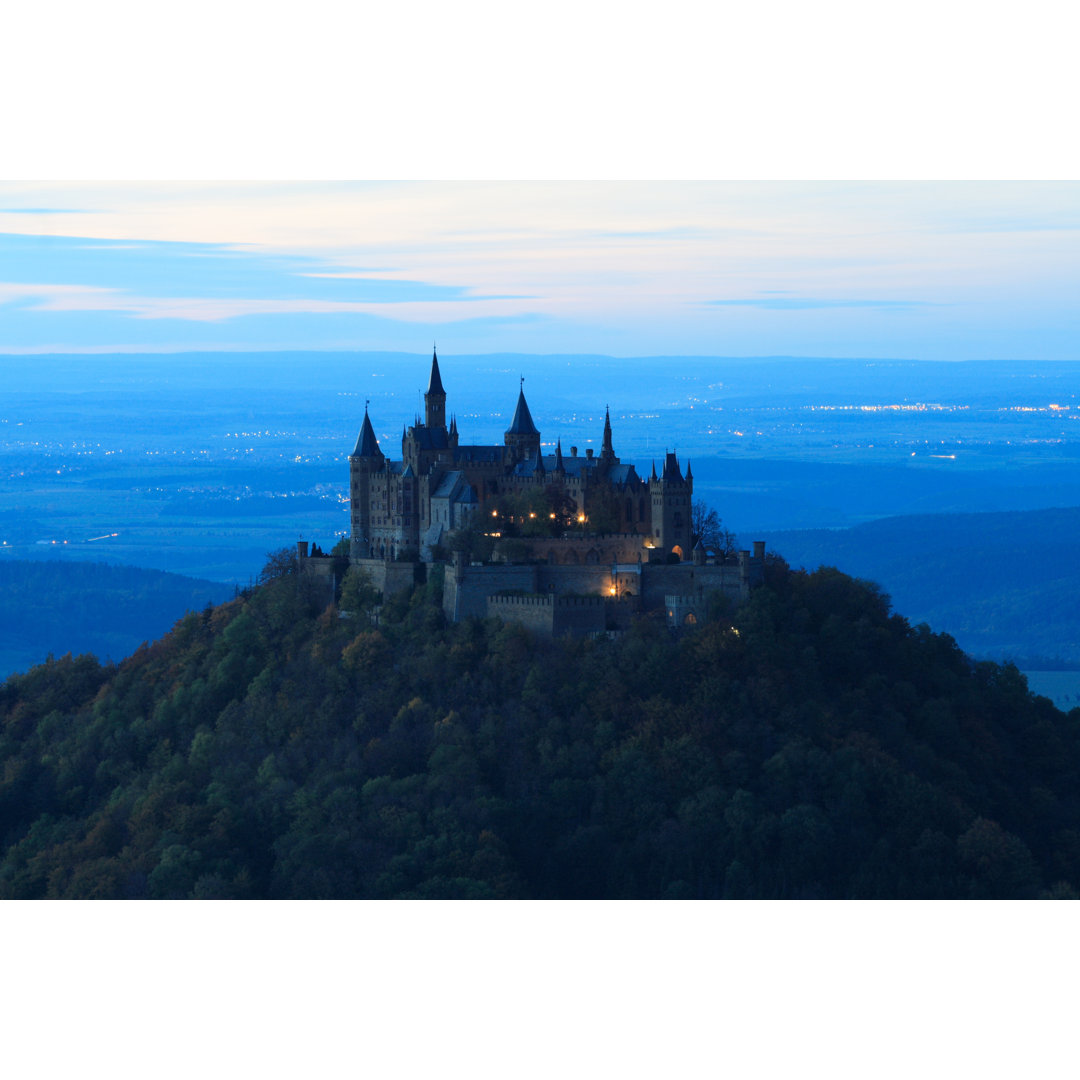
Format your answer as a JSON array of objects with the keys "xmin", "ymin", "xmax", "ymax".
[{"xmin": 1, "ymin": 180, "xmax": 1078, "ymax": 361}]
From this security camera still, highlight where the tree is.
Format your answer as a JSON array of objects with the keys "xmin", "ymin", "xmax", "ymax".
[
  {"xmin": 340, "ymin": 565, "xmax": 379, "ymax": 615},
  {"xmin": 692, "ymin": 500, "xmax": 736, "ymax": 557},
  {"xmin": 259, "ymin": 546, "xmax": 298, "ymax": 584},
  {"xmin": 446, "ymin": 520, "xmax": 496, "ymax": 563}
]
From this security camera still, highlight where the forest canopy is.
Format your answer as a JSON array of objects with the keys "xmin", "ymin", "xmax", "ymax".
[{"xmin": 1, "ymin": 554, "xmax": 1078, "ymax": 899}]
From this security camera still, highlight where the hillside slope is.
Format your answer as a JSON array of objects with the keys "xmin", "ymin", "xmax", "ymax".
[{"xmin": 1, "ymin": 560, "xmax": 1078, "ymax": 899}]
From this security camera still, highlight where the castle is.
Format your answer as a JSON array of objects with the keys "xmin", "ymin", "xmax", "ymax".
[
  {"xmin": 313, "ymin": 349, "xmax": 765, "ymax": 635},
  {"xmin": 348, "ymin": 347, "xmax": 693, "ymax": 564}
]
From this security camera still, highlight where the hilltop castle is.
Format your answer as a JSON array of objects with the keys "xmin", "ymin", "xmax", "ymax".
[
  {"xmin": 349, "ymin": 348, "xmax": 693, "ymax": 564},
  {"xmin": 315, "ymin": 349, "xmax": 765, "ymax": 636}
]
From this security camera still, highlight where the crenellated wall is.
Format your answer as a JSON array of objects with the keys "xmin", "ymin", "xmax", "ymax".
[
  {"xmin": 485, "ymin": 592, "xmax": 607, "ymax": 638},
  {"xmin": 444, "ymin": 561, "xmax": 540, "ymax": 621}
]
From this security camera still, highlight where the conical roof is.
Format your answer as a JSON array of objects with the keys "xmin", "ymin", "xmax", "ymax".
[
  {"xmin": 427, "ymin": 347, "xmax": 445, "ymax": 395},
  {"xmin": 352, "ymin": 409, "xmax": 382, "ymax": 458},
  {"xmin": 506, "ymin": 387, "xmax": 539, "ymax": 436}
]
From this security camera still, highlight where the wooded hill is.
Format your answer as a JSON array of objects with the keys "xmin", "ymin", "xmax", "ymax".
[{"xmin": 1, "ymin": 555, "xmax": 1077, "ymax": 899}]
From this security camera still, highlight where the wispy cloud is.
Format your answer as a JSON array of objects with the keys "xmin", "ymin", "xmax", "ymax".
[
  {"xmin": 705, "ymin": 298, "xmax": 936, "ymax": 311},
  {"xmin": 0, "ymin": 208, "xmax": 96, "ymax": 214},
  {"xmin": 0, "ymin": 233, "xmax": 498, "ymax": 306}
]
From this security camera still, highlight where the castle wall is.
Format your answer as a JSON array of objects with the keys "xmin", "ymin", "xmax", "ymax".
[
  {"xmin": 639, "ymin": 562, "xmax": 751, "ymax": 611},
  {"xmin": 298, "ymin": 554, "xmax": 337, "ymax": 607},
  {"xmin": 438, "ymin": 550, "xmax": 764, "ymax": 626},
  {"xmin": 536, "ymin": 563, "xmax": 611, "ymax": 596},
  {"xmin": 443, "ymin": 562, "xmax": 540, "ymax": 621},
  {"xmin": 508, "ymin": 533, "xmax": 646, "ymax": 566},
  {"xmin": 485, "ymin": 593, "xmax": 606, "ymax": 639},
  {"xmin": 352, "ymin": 557, "xmax": 418, "ymax": 600}
]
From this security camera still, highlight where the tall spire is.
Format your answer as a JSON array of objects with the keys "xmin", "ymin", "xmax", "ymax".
[
  {"xmin": 427, "ymin": 345, "xmax": 445, "ymax": 395},
  {"xmin": 425, "ymin": 345, "xmax": 447, "ymax": 429},
  {"xmin": 601, "ymin": 404, "xmax": 614, "ymax": 461},
  {"xmin": 554, "ymin": 438, "xmax": 565, "ymax": 472}
]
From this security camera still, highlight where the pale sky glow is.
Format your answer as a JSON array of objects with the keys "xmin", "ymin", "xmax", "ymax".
[{"xmin": 1, "ymin": 181, "xmax": 1077, "ymax": 358}]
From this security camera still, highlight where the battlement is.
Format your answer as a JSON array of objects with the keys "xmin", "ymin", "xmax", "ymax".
[
  {"xmin": 489, "ymin": 592, "xmax": 605, "ymax": 609},
  {"xmin": 487, "ymin": 590, "xmax": 606, "ymax": 638}
]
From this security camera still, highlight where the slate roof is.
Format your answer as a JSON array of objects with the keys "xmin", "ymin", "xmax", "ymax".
[
  {"xmin": 427, "ymin": 348, "xmax": 445, "ymax": 395},
  {"xmin": 506, "ymin": 389, "xmax": 539, "ymax": 436},
  {"xmin": 662, "ymin": 452, "xmax": 684, "ymax": 483},
  {"xmin": 454, "ymin": 445, "xmax": 503, "ymax": 464},
  {"xmin": 607, "ymin": 464, "xmax": 640, "ymax": 486},
  {"xmin": 351, "ymin": 411, "xmax": 382, "ymax": 458},
  {"xmin": 542, "ymin": 454, "xmax": 595, "ymax": 478},
  {"xmin": 410, "ymin": 424, "xmax": 450, "ymax": 450},
  {"xmin": 432, "ymin": 470, "xmax": 466, "ymax": 498}
]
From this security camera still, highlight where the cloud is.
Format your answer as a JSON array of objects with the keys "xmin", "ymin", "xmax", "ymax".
[
  {"xmin": 0, "ymin": 208, "xmax": 96, "ymax": 214},
  {"xmin": 705, "ymin": 298, "xmax": 936, "ymax": 311},
  {"xmin": 0, "ymin": 232, "xmax": 497, "ymax": 305}
]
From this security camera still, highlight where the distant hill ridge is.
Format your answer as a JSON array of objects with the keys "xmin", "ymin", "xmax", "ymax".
[
  {"xmin": 753, "ymin": 505, "xmax": 1080, "ymax": 662},
  {"xmin": 0, "ymin": 560, "xmax": 233, "ymax": 679}
]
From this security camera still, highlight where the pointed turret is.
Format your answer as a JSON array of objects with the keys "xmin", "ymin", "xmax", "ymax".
[
  {"xmin": 686, "ymin": 460, "xmax": 693, "ymax": 481},
  {"xmin": 348, "ymin": 403, "xmax": 384, "ymax": 559},
  {"xmin": 506, "ymin": 387, "xmax": 539, "ymax": 437},
  {"xmin": 650, "ymin": 460, "xmax": 657, "ymax": 481},
  {"xmin": 425, "ymin": 346, "xmax": 447, "ymax": 430},
  {"xmin": 351, "ymin": 406, "xmax": 382, "ymax": 459},
  {"xmin": 554, "ymin": 438, "xmax": 565, "ymax": 473},
  {"xmin": 427, "ymin": 346, "xmax": 445, "ymax": 395},
  {"xmin": 504, "ymin": 379, "xmax": 541, "ymax": 462}
]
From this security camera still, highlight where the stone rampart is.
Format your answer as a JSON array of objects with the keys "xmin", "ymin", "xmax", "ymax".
[
  {"xmin": 485, "ymin": 592, "xmax": 606, "ymax": 638},
  {"xmin": 437, "ymin": 543, "xmax": 765, "ymax": 627},
  {"xmin": 352, "ymin": 557, "xmax": 418, "ymax": 601},
  {"xmin": 444, "ymin": 562, "xmax": 540, "ymax": 621}
]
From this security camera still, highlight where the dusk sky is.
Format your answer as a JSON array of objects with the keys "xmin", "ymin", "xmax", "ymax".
[{"xmin": 2, "ymin": 181, "xmax": 1077, "ymax": 361}]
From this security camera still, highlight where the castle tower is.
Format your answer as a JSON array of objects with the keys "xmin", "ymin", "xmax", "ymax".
[
  {"xmin": 424, "ymin": 346, "xmax": 447, "ymax": 432},
  {"xmin": 649, "ymin": 450, "xmax": 693, "ymax": 559},
  {"xmin": 349, "ymin": 405, "xmax": 384, "ymax": 557},
  {"xmin": 504, "ymin": 380, "xmax": 541, "ymax": 463}
]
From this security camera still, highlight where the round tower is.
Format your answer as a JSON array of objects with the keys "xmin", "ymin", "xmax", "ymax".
[{"xmin": 349, "ymin": 404, "xmax": 384, "ymax": 558}]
